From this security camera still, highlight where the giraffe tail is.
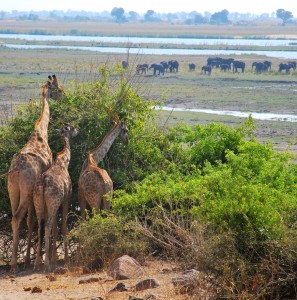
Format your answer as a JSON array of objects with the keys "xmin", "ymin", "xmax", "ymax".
[
  {"xmin": 0, "ymin": 167, "xmax": 19, "ymax": 178},
  {"xmin": 34, "ymin": 178, "xmax": 46, "ymax": 245}
]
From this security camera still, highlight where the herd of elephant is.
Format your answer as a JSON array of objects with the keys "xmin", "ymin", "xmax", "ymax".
[
  {"xmin": 122, "ymin": 60, "xmax": 179, "ymax": 76},
  {"xmin": 200, "ymin": 57, "xmax": 297, "ymax": 75},
  {"xmin": 122, "ymin": 57, "xmax": 297, "ymax": 76}
]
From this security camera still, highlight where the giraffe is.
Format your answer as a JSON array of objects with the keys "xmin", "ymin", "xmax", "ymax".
[
  {"xmin": 33, "ymin": 124, "xmax": 79, "ymax": 271},
  {"xmin": 47, "ymin": 74, "xmax": 65, "ymax": 100},
  {"xmin": 8, "ymin": 78, "xmax": 53, "ymax": 272},
  {"xmin": 78, "ymin": 121, "xmax": 128, "ymax": 219}
]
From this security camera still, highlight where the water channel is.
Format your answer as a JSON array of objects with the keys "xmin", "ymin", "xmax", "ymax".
[
  {"xmin": 155, "ymin": 106, "xmax": 297, "ymax": 123},
  {"xmin": 3, "ymin": 44, "xmax": 297, "ymax": 59},
  {"xmin": 1, "ymin": 33, "xmax": 297, "ymax": 59},
  {"xmin": 1, "ymin": 33, "xmax": 297, "ymax": 46}
]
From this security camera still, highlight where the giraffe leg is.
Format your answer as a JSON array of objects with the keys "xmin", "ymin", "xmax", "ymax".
[
  {"xmin": 44, "ymin": 217, "xmax": 54, "ymax": 272},
  {"xmin": 11, "ymin": 205, "xmax": 27, "ymax": 272},
  {"xmin": 25, "ymin": 203, "xmax": 35, "ymax": 268},
  {"xmin": 34, "ymin": 217, "xmax": 45, "ymax": 271},
  {"xmin": 62, "ymin": 199, "xmax": 69, "ymax": 263},
  {"xmin": 79, "ymin": 197, "xmax": 87, "ymax": 220},
  {"xmin": 51, "ymin": 216, "xmax": 58, "ymax": 270}
]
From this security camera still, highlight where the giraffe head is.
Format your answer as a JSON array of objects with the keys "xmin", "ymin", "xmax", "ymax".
[
  {"xmin": 112, "ymin": 113, "xmax": 128, "ymax": 144},
  {"xmin": 44, "ymin": 74, "xmax": 64, "ymax": 100},
  {"xmin": 57, "ymin": 124, "xmax": 79, "ymax": 140},
  {"xmin": 117, "ymin": 121, "xmax": 129, "ymax": 144}
]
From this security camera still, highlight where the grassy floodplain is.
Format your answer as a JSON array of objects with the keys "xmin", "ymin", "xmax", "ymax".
[
  {"xmin": 1, "ymin": 19, "xmax": 297, "ymax": 38},
  {"xmin": 0, "ymin": 20, "xmax": 297, "ymax": 153}
]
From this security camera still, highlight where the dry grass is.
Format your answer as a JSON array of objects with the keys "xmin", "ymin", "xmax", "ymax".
[{"xmin": 1, "ymin": 19, "xmax": 297, "ymax": 38}]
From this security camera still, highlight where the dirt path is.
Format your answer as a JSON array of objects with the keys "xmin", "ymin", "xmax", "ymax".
[{"xmin": 0, "ymin": 259, "xmax": 202, "ymax": 300}]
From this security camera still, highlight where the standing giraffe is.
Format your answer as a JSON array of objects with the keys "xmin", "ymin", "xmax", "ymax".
[
  {"xmin": 78, "ymin": 121, "xmax": 128, "ymax": 219},
  {"xmin": 8, "ymin": 78, "xmax": 53, "ymax": 272},
  {"xmin": 34, "ymin": 124, "xmax": 79, "ymax": 271}
]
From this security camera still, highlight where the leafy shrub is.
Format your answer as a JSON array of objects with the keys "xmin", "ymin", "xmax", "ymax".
[{"xmin": 69, "ymin": 213, "xmax": 149, "ymax": 270}]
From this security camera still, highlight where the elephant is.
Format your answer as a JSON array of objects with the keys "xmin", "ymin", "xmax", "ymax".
[
  {"xmin": 188, "ymin": 63, "xmax": 196, "ymax": 71},
  {"xmin": 233, "ymin": 60, "xmax": 245, "ymax": 73},
  {"xmin": 288, "ymin": 61, "xmax": 296, "ymax": 70},
  {"xmin": 122, "ymin": 60, "xmax": 129, "ymax": 69},
  {"xmin": 150, "ymin": 63, "xmax": 164, "ymax": 75},
  {"xmin": 263, "ymin": 60, "xmax": 272, "ymax": 71},
  {"xmin": 254, "ymin": 62, "xmax": 268, "ymax": 73},
  {"xmin": 210, "ymin": 60, "xmax": 221, "ymax": 68},
  {"xmin": 252, "ymin": 62, "xmax": 258, "ymax": 70},
  {"xmin": 201, "ymin": 65, "xmax": 212, "ymax": 75},
  {"xmin": 279, "ymin": 63, "xmax": 293, "ymax": 74},
  {"xmin": 136, "ymin": 64, "xmax": 149, "ymax": 74},
  {"xmin": 221, "ymin": 58, "xmax": 234, "ymax": 68},
  {"xmin": 207, "ymin": 57, "xmax": 222, "ymax": 66},
  {"xmin": 220, "ymin": 64, "xmax": 230, "ymax": 72},
  {"xmin": 168, "ymin": 60, "xmax": 179, "ymax": 73},
  {"xmin": 160, "ymin": 61, "xmax": 169, "ymax": 72}
]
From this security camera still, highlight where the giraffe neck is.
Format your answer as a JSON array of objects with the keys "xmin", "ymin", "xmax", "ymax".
[
  {"xmin": 90, "ymin": 123, "xmax": 122, "ymax": 165},
  {"xmin": 34, "ymin": 87, "xmax": 50, "ymax": 138},
  {"xmin": 55, "ymin": 135, "xmax": 71, "ymax": 169},
  {"xmin": 80, "ymin": 123, "xmax": 121, "ymax": 173}
]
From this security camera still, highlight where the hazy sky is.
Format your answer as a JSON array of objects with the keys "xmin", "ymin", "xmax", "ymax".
[{"xmin": 1, "ymin": 0, "xmax": 297, "ymax": 16}]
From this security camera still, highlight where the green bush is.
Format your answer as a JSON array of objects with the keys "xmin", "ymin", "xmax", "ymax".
[{"xmin": 69, "ymin": 213, "xmax": 149, "ymax": 270}]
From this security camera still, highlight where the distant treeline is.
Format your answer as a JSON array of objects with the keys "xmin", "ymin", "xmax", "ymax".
[{"xmin": 0, "ymin": 8, "xmax": 295, "ymax": 25}]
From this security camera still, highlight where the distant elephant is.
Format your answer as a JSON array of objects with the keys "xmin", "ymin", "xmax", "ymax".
[
  {"xmin": 168, "ymin": 60, "xmax": 179, "ymax": 72},
  {"xmin": 207, "ymin": 57, "xmax": 222, "ymax": 66},
  {"xmin": 160, "ymin": 61, "xmax": 169, "ymax": 72},
  {"xmin": 252, "ymin": 62, "xmax": 258, "ymax": 70},
  {"xmin": 136, "ymin": 64, "xmax": 149, "ymax": 74},
  {"xmin": 122, "ymin": 60, "xmax": 129, "ymax": 69},
  {"xmin": 263, "ymin": 60, "xmax": 272, "ymax": 71},
  {"xmin": 201, "ymin": 65, "xmax": 211, "ymax": 75},
  {"xmin": 279, "ymin": 63, "xmax": 292, "ymax": 74},
  {"xmin": 150, "ymin": 63, "xmax": 164, "ymax": 75},
  {"xmin": 220, "ymin": 64, "xmax": 230, "ymax": 72},
  {"xmin": 254, "ymin": 62, "xmax": 268, "ymax": 73},
  {"xmin": 210, "ymin": 60, "xmax": 221, "ymax": 68},
  {"xmin": 221, "ymin": 58, "xmax": 234, "ymax": 68},
  {"xmin": 233, "ymin": 60, "xmax": 245, "ymax": 73},
  {"xmin": 288, "ymin": 61, "xmax": 296, "ymax": 70},
  {"xmin": 188, "ymin": 63, "xmax": 196, "ymax": 71}
]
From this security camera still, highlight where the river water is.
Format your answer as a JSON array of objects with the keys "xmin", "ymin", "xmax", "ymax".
[
  {"xmin": 1, "ymin": 33, "xmax": 297, "ymax": 59},
  {"xmin": 4, "ymin": 44, "xmax": 297, "ymax": 59},
  {"xmin": 155, "ymin": 106, "xmax": 297, "ymax": 123},
  {"xmin": 1, "ymin": 33, "xmax": 297, "ymax": 46}
]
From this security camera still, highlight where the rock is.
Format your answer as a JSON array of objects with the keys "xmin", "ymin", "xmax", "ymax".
[
  {"xmin": 46, "ymin": 274, "xmax": 57, "ymax": 281},
  {"xmin": 31, "ymin": 286, "xmax": 42, "ymax": 293},
  {"xmin": 109, "ymin": 282, "xmax": 128, "ymax": 293},
  {"xmin": 129, "ymin": 294, "xmax": 159, "ymax": 300},
  {"xmin": 172, "ymin": 269, "xmax": 201, "ymax": 294},
  {"xmin": 78, "ymin": 277, "xmax": 100, "ymax": 284},
  {"xmin": 23, "ymin": 287, "xmax": 31, "ymax": 292},
  {"xmin": 107, "ymin": 255, "xmax": 143, "ymax": 280},
  {"xmin": 143, "ymin": 295, "xmax": 159, "ymax": 300},
  {"xmin": 90, "ymin": 297, "xmax": 103, "ymax": 300},
  {"xmin": 134, "ymin": 278, "xmax": 159, "ymax": 291}
]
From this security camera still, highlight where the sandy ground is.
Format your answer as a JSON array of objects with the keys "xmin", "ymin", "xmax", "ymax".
[{"xmin": 0, "ymin": 259, "xmax": 206, "ymax": 300}]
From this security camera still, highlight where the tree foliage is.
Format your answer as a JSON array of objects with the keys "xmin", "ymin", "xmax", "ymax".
[
  {"xmin": 276, "ymin": 8, "xmax": 294, "ymax": 25},
  {"xmin": 111, "ymin": 7, "xmax": 126, "ymax": 23},
  {"xmin": 210, "ymin": 9, "xmax": 230, "ymax": 24}
]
